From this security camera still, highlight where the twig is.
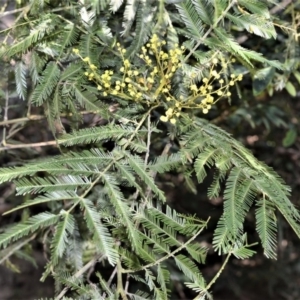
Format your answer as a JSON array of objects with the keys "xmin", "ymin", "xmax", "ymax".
[
  {"xmin": 124, "ymin": 274, "xmax": 130, "ymax": 294},
  {"xmin": 1, "ymin": 88, "xmax": 9, "ymax": 146},
  {"xmin": 0, "ymin": 140, "xmax": 58, "ymax": 151},
  {"xmin": 144, "ymin": 114, "xmax": 152, "ymax": 167},
  {"xmin": 107, "ymin": 266, "xmax": 118, "ymax": 287},
  {"xmin": 193, "ymin": 251, "xmax": 232, "ymax": 300},
  {"xmin": 117, "ymin": 259, "xmax": 128, "ymax": 300},
  {"xmin": 0, "ymin": 115, "xmax": 45, "ymax": 126},
  {"xmin": 0, "ymin": 110, "xmax": 103, "ymax": 126},
  {"xmin": 0, "ymin": 7, "xmax": 24, "ymax": 18},
  {"xmin": 270, "ymin": 0, "xmax": 292, "ymax": 14}
]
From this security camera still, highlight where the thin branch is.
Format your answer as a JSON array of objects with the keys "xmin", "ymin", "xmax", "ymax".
[
  {"xmin": 0, "ymin": 115, "xmax": 45, "ymax": 126},
  {"xmin": 107, "ymin": 266, "xmax": 118, "ymax": 287},
  {"xmin": 194, "ymin": 251, "xmax": 232, "ymax": 300},
  {"xmin": 144, "ymin": 114, "xmax": 152, "ymax": 167},
  {"xmin": 270, "ymin": 0, "xmax": 292, "ymax": 14},
  {"xmin": 117, "ymin": 259, "xmax": 128, "ymax": 300},
  {"xmin": 0, "ymin": 140, "xmax": 58, "ymax": 151},
  {"xmin": 0, "ymin": 7, "xmax": 24, "ymax": 18},
  {"xmin": 1, "ymin": 88, "xmax": 9, "ymax": 147},
  {"xmin": 124, "ymin": 274, "xmax": 130, "ymax": 294}
]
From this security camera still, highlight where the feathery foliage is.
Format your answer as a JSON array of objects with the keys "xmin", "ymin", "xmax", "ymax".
[{"xmin": 0, "ymin": 0, "xmax": 299, "ymax": 299}]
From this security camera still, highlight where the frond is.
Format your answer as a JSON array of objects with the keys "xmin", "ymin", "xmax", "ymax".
[
  {"xmin": 44, "ymin": 86, "xmax": 63, "ymax": 135},
  {"xmin": 191, "ymin": 0, "xmax": 213, "ymax": 25},
  {"xmin": 101, "ymin": 172, "xmax": 140, "ymax": 249},
  {"xmin": 71, "ymin": 84, "xmax": 99, "ymax": 110},
  {"xmin": 0, "ymin": 212, "xmax": 59, "ymax": 249},
  {"xmin": 60, "ymin": 63, "xmax": 83, "ymax": 80},
  {"xmin": 126, "ymin": 1, "xmax": 154, "ymax": 57},
  {"xmin": 56, "ymin": 272, "xmax": 95, "ymax": 297},
  {"xmin": 31, "ymin": 61, "xmax": 61, "ymax": 105},
  {"xmin": 15, "ymin": 175, "xmax": 91, "ymax": 195},
  {"xmin": 65, "ymin": 220, "xmax": 83, "ymax": 270},
  {"xmin": 114, "ymin": 161, "xmax": 145, "ymax": 195},
  {"xmin": 156, "ymin": 265, "xmax": 170, "ymax": 297},
  {"xmin": 91, "ymin": 0, "xmax": 109, "ymax": 13},
  {"xmin": 232, "ymin": 234, "xmax": 256, "ymax": 259},
  {"xmin": 149, "ymin": 153, "xmax": 182, "ymax": 173},
  {"xmin": 96, "ymin": 272, "xmax": 114, "ymax": 297},
  {"xmin": 255, "ymin": 198, "xmax": 277, "ymax": 259},
  {"xmin": 1, "ymin": 14, "xmax": 57, "ymax": 58},
  {"xmin": 212, "ymin": 215, "xmax": 233, "ymax": 255},
  {"xmin": 78, "ymin": 32, "xmax": 100, "ymax": 64},
  {"xmin": 123, "ymin": 151, "xmax": 166, "ymax": 201},
  {"xmin": 0, "ymin": 149, "xmax": 118, "ymax": 183},
  {"xmin": 185, "ymin": 279, "xmax": 209, "ymax": 299},
  {"xmin": 207, "ymin": 170, "xmax": 226, "ymax": 199},
  {"xmin": 175, "ymin": 0, "xmax": 205, "ymax": 40},
  {"xmin": 144, "ymin": 269, "xmax": 168, "ymax": 300},
  {"xmin": 122, "ymin": 0, "xmax": 139, "ymax": 37},
  {"xmin": 127, "ymin": 290, "xmax": 152, "ymax": 300},
  {"xmin": 14, "ymin": 61, "xmax": 27, "ymax": 100},
  {"xmin": 190, "ymin": 117, "xmax": 300, "ymax": 257},
  {"xmin": 29, "ymin": 52, "xmax": 47, "ymax": 84},
  {"xmin": 3, "ymin": 191, "xmax": 79, "ymax": 215},
  {"xmin": 51, "ymin": 212, "xmax": 76, "ymax": 265},
  {"xmin": 194, "ymin": 147, "xmax": 218, "ymax": 183},
  {"xmin": 80, "ymin": 198, "xmax": 118, "ymax": 265},
  {"xmin": 226, "ymin": 12, "xmax": 276, "ymax": 39},
  {"xmin": 223, "ymin": 167, "xmax": 245, "ymax": 237},
  {"xmin": 238, "ymin": 0, "xmax": 270, "ymax": 17},
  {"xmin": 58, "ymin": 124, "xmax": 138, "ymax": 146},
  {"xmin": 211, "ymin": 28, "xmax": 258, "ymax": 66},
  {"xmin": 58, "ymin": 23, "xmax": 80, "ymax": 55},
  {"xmin": 186, "ymin": 242, "xmax": 207, "ymax": 264},
  {"xmin": 174, "ymin": 254, "xmax": 203, "ymax": 282}
]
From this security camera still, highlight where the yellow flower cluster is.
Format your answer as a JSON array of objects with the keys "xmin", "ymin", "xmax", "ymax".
[
  {"xmin": 72, "ymin": 34, "xmax": 184, "ymax": 106},
  {"xmin": 160, "ymin": 104, "xmax": 182, "ymax": 124},
  {"xmin": 185, "ymin": 65, "xmax": 243, "ymax": 115},
  {"xmin": 159, "ymin": 63, "xmax": 243, "ymax": 121},
  {"xmin": 72, "ymin": 35, "xmax": 243, "ymax": 125}
]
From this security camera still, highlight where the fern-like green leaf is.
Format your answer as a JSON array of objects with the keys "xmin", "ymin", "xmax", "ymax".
[
  {"xmin": 80, "ymin": 198, "xmax": 118, "ymax": 265},
  {"xmin": 195, "ymin": 147, "xmax": 218, "ymax": 183},
  {"xmin": 31, "ymin": 62, "xmax": 61, "ymax": 105},
  {"xmin": 255, "ymin": 198, "xmax": 277, "ymax": 259},
  {"xmin": 58, "ymin": 124, "xmax": 138, "ymax": 146},
  {"xmin": 123, "ymin": 151, "xmax": 166, "ymax": 201},
  {"xmin": 15, "ymin": 61, "xmax": 27, "ymax": 100},
  {"xmin": 126, "ymin": 1, "xmax": 153, "ymax": 57},
  {"xmin": 102, "ymin": 173, "xmax": 140, "ymax": 249},
  {"xmin": 174, "ymin": 254, "xmax": 203, "ymax": 282},
  {"xmin": 51, "ymin": 212, "xmax": 75, "ymax": 265},
  {"xmin": 175, "ymin": 0, "xmax": 205, "ymax": 40},
  {"xmin": 15, "ymin": 175, "xmax": 91, "ymax": 195},
  {"xmin": 149, "ymin": 153, "xmax": 182, "ymax": 173},
  {"xmin": 1, "ymin": 14, "xmax": 57, "ymax": 58},
  {"xmin": 0, "ymin": 212, "xmax": 59, "ymax": 249}
]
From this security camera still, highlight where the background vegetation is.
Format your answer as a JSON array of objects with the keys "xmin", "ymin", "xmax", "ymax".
[{"xmin": 0, "ymin": 0, "xmax": 300, "ymax": 299}]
